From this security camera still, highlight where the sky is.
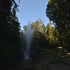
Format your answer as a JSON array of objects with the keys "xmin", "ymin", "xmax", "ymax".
[{"xmin": 15, "ymin": 0, "xmax": 49, "ymax": 30}]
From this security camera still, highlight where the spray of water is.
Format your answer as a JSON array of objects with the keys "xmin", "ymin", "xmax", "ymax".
[{"xmin": 24, "ymin": 23, "xmax": 34, "ymax": 59}]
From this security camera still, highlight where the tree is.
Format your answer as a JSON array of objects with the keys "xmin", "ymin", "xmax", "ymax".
[
  {"xmin": 23, "ymin": 19, "xmax": 59, "ymax": 49},
  {"xmin": 0, "ymin": 0, "xmax": 21, "ymax": 69},
  {"xmin": 23, "ymin": 19, "xmax": 47, "ymax": 49},
  {"xmin": 46, "ymin": 21, "xmax": 59, "ymax": 48},
  {"xmin": 46, "ymin": 0, "xmax": 70, "ymax": 52},
  {"xmin": 23, "ymin": 25, "xmax": 27, "ymax": 32}
]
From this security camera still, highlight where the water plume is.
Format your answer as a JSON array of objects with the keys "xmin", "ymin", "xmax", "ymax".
[{"xmin": 24, "ymin": 23, "xmax": 34, "ymax": 59}]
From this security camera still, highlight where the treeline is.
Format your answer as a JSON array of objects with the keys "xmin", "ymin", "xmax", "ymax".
[
  {"xmin": 0, "ymin": 0, "xmax": 70, "ymax": 69},
  {"xmin": 46, "ymin": 0, "xmax": 70, "ymax": 52},
  {"xmin": 0, "ymin": 0, "xmax": 21, "ymax": 69},
  {"xmin": 23, "ymin": 19, "xmax": 60, "ymax": 49}
]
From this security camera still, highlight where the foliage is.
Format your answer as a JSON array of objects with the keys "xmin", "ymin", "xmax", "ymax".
[
  {"xmin": 0, "ymin": 0, "xmax": 21, "ymax": 69},
  {"xmin": 23, "ymin": 19, "xmax": 59, "ymax": 49},
  {"xmin": 46, "ymin": 0, "xmax": 70, "ymax": 51},
  {"xmin": 49, "ymin": 48, "xmax": 70, "ymax": 65},
  {"xmin": 46, "ymin": 21, "xmax": 60, "ymax": 48}
]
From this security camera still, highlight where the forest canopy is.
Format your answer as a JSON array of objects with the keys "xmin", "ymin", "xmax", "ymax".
[{"xmin": 46, "ymin": 0, "xmax": 70, "ymax": 52}]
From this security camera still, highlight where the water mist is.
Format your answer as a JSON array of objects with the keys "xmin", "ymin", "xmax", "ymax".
[{"xmin": 24, "ymin": 24, "xmax": 34, "ymax": 59}]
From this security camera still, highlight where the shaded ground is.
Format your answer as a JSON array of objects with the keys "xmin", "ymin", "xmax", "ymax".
[
  {"xmin": 15, "ymin": 47, "xmax": 70, "ymax": 70},
  {"xmin": 36, "ymin": 54, "xmax": 70, "ymax": 70}
]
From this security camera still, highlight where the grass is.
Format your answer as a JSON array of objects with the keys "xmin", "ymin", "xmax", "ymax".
[
  {"xmin": 45, "ymin": 66, "xmax": 51, "ymax": 70},
  {"xmin": 30, "ymin": 64, "xmax": 37, "ymax": 70},
  {"xmin": 28, "ymin": 47, "xmax": 70, "ymax": 70},
  {"xmin": 48, "ymin": 47, "xmax": 70, "ymax": 65},
  {"xmin": 35, "ymin": 46, "xmax": 70, "ymax": 65},
  {"xmin": 36, "ymin": 46, "xmax": 70, "ymax": 65},
  {"xmin": 50, "ymin": 56, "xmax": 70, "ymax": 65}
]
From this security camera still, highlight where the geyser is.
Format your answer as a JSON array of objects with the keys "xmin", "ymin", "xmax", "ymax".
[{"xmin": 24, "ymin": 23, "xmax": 34, "ymax": 59}]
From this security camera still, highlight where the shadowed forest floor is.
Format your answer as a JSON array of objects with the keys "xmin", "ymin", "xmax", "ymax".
[
  {"xmin": 15, "ymin": 47, "xmax": 70, "ymax": 70},
  {"xmin": 36, "ymin": 54, "xmax": 70, "ymax": 70}
]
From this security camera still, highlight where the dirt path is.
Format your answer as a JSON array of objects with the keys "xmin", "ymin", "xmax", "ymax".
[
  {"xmin": 14, "ymin": 50, "xmax": 70, "ymax": 70},
  {"xmin": 14, "ymin": 59, "xmax": 33, "ymax": 70},
  {"xmin": 36, "ymin": 55, "xmax": 52, "ymax": 70},
  {"xmin": 36, "ymin": 54, "xmax": 70, "ymax": 70}
]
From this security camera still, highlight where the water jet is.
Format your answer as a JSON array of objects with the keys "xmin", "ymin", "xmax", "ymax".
[{"xmin": 24, "ymin": 23, "xmax": 34, "ymax": 60}]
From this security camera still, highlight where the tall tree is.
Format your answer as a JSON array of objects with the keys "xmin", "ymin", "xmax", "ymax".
[
  {"xmin": 0, "ymin": 0, "xmax": 20, "ymax": 69},
  {"xmin": 46, "ymin": 21, "xmax": 59, "ymax": 48},
  {"xmin": 46, "ymin": 0, "xmax": 70, "ymax": 52}
]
